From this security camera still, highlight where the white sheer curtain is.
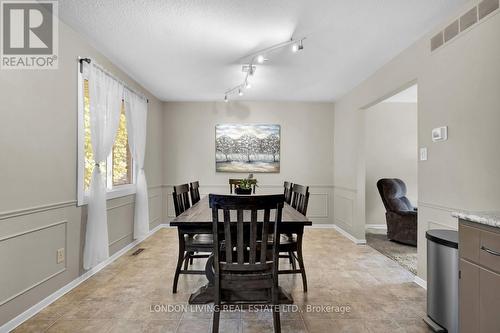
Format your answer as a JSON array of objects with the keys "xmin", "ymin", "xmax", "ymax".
[
  {"xmin": 83, "ymin": 63, "xmax": 124, "ymax": 270},
  {"xmin": 124, "ymin": 90, "xmax": 149, "ymax": 240}
]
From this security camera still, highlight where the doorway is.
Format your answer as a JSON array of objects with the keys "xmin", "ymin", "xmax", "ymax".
[{"xmin": 363, "ymin": 84, "xmax": 418, "ymax": 274}]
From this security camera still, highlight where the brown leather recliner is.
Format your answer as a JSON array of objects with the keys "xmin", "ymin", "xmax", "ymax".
[{"xmin": 376, "ymin": 178, "xmax": 417, "ymax": 246}]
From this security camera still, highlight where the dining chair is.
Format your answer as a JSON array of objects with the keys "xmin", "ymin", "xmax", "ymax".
[
  {"xmin": 291, "ymin": 184, "xmax": 309, "ymax": 216},
  {"xmin": 283, "ymin": 181, "xmax": 293, "ymax": 204},
  {"xmin": 172, "ymin": 184, "xmax": 212, "ymax": 293},
  {"xmin": 278, "ymin": 183, "xmax": 310, "ymax": 292},
  {"xmin": 172, "ymin": 184, "xmax": 191, "ymax": 216},
  {"xmin": 189, "ymin": 181, "xmax": 201, "ymax": 205},
  {"xmin": 229, "ymin": 178, "xmax": 257, "ymax": 194},
  {"xmin": 209, "ymin": 194, "xmax": 284, "ymax": 333}
]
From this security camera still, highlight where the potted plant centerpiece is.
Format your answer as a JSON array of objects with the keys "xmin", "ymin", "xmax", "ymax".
[{"xmin": 235, "ymin": 176, "xmax": 257, "ymax": 195}]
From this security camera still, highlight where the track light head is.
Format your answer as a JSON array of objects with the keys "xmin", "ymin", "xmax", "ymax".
[
  {"xmin": 256, "ymin": 55, "xmax": 266, "ymax": 64},
  {"xmin": 245, "ymin": 81, "xmax": 252, "ymax": 89},
  {"xmin": 224, "ymin": 95, "xmax": 228, "ymax": 102},
  {"xmin": 238, "ymin": 89, "xmax": 243, "ymax": 96},
  {"xmin": 292, "ymin": 40, "xmax": 304, "ymax": 53}
]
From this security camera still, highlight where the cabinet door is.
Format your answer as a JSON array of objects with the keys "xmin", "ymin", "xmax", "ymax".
[
  {"xmin": 460, "ymin": 259, "xmax": 480, "ymax": 333},
  {"xmin": 480, "ymin": 268, "xmax": 500, "ymax": 333}
]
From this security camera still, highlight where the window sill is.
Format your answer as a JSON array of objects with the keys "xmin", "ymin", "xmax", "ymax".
[{"xmin": 78, "ymin": 184, "xmax": 136, "ymax": 206}]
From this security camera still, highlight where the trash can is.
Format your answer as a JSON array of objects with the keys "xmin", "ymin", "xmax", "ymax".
[{"xmin": 424, "ymin": 229, "xmax": 459, "ymax": 333}]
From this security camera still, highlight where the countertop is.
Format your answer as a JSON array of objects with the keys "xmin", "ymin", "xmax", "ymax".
[{"xmin": 452, "ymin": 210, "xmax": 500, "ymax": 228}]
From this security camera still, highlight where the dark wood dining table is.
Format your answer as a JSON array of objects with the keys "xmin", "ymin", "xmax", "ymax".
[{"xmin": 170, "ymin": 195, "xmax": 312, "ymax": 304}]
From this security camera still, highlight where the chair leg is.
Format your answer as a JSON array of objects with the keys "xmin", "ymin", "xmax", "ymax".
[
  {"xmin": 288, "ymin": 251, "xmax": 297, "ymax": 270},
  {"xmin": 172, "ymin": 230, "xmax": 186, "ymax": 294},
  {"xmin": 190, "ymin": 252, "xmax": 195, "ymax": 265},
  {"xmin": 296, "ymin": 235, "xmax": 308, "ymax": 292},
  {"xmin": 272, "ymin": 305, "xmax": 281, "ymax": 333},
  {"xmin": 212, "ymin": 307, "xmax": 220, "ymax": 333},
  {"xmin": 184, "ymin": 252, "xmax": 192, "ymax": 270},
  {"xmin": 213, "ymin": 273, "xmax": 221, "ymax": 333}
]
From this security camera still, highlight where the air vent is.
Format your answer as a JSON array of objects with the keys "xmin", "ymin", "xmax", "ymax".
[
  {"xmin": 131, "ymin": 248, "xmax": 145, "ymax": 256},
  {"xmin": 444, "ymin": 20, "xmax": 459, "ymax": 42},
  {"xmin": 479, "ymin": 0, "xmax": 499, "ymax": 20},
  {"xmin": 431, "ymin": 0, "xmax": 498, "ymax": 52},
  {"xmin": 460, "ymin": 7, "xmax": 478, "ymax": 31},
  {"xmin": 431, "ymin": 32, "xmax": 444, "ymax": 51}
]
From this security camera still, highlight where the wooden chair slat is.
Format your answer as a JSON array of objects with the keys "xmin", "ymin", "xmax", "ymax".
[
  {"xmin": 223, "ymin": 209, "xmax": 232, "ymax": 264},
  {"xmin": 261, "ymin": 208, "xmax": 270, "ymax": 264},
  {"xmin": 249, "ymin": 209, "xmax": 257, "ymax": 264},
  {"xmin": 237, "ymin": 209, "xmax": 244, "ymax": 264}
]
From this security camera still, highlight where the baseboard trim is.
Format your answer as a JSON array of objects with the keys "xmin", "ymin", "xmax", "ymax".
[
  {"xmin": 414, "ymin": 275, "xmax": 427, "ymax": 289},
  {"xmin": 0, "ymin": 224, "xmax": 168, "ymax": 333},
  {"xmin": 365, "ymin": 224, "xmax": 387, "ymax": 230},
  {"xmin": 332, "ymin": 225, "xmax": 367, "ymax": 244},
  {"xmin": 308, "ymin": 224, "xmax": 335, "ymax": 229}
]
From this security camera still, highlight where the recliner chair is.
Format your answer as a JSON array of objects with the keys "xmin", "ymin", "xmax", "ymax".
[{"xmin": 376, "ymin": 178, "xmax": 417, "ymax": 246}]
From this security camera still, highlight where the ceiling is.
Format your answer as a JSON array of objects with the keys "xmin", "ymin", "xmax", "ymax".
[{"xmin": 59, "ymin": 0, "xmax": 467, "ymax": 102}]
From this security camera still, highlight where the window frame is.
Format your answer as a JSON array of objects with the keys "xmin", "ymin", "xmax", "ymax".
[{"xmin": 77, "ymin": 63, "xmax": 136, "ymax": 206}]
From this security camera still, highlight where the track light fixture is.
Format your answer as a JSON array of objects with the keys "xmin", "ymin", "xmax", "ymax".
[
  {"xmin": 224, "ymin": 95, "xmax": 228, "ymax": 102},
  {"xmin": 224, "ymin": 37, "xmax": 306, "ymax": 101}
]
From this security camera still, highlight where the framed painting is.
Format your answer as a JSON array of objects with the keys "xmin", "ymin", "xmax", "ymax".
[{"xmin": 215, "ymin": 124, "xmax": 280, "ymax": 173}]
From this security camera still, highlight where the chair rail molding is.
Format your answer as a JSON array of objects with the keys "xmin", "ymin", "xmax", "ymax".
[
  {"xmin": 163, "ymin": 183, "xmax": 334, "ymax": 223},
  {"xmin": 0, "ymin": 201, "xmax": 77, "ymax": 220}
]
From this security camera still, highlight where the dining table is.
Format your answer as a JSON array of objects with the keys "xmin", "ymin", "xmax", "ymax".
[{"xmin": 169, "ymin": 195, "xmax": 312, "ymax": 304}]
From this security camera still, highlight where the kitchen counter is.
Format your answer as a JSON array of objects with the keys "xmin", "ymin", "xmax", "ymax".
[{"xmin": 452, "ymin": 210, "xmax": 500, "ymax": 229}]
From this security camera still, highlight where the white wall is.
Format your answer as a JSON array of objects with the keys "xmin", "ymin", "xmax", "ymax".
[
  {"xmin": 365, "ymin": 102, "xmax": 418, "ymax": 226},
  {"xmin": 163, "ymin": 101, "xmax": 335, "ymax": 224},
  {"xmin": 0, "ymin": 18, "xmax": 164, "ymax": 327},
  {"xmin": 333, "ymin": 1, "xmax": 500, "ymax": 280}
]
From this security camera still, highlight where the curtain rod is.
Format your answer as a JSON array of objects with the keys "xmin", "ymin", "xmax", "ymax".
[{"xmin": 78, "ymin": 57, "xmax": 149, "ymax": 104}]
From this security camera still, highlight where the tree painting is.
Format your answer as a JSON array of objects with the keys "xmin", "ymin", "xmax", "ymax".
[{"xmin": 215, "ymin": 124, "xmax": 280, "ymax": 173}]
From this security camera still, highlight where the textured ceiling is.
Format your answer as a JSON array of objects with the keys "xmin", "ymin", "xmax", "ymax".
[{"xmin": 59, "ymin": 0, "xmax": 467, "ymax": 102}]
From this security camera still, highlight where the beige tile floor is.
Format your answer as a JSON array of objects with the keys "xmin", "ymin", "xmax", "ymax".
[{"xmin": 13, "ymin": 228, "xmax": 431, "ymax": 333}]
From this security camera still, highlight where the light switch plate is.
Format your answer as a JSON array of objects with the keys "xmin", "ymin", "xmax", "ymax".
[{"xmin": 420, "ymin": 147, "xmax": 428, "ymax": 161}]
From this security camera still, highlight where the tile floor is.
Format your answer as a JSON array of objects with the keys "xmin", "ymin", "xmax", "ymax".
[{"xmin": 14, "ymin": 228, "xmax": 431, "ymax": 332}]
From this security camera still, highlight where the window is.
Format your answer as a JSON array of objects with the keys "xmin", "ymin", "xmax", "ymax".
[{"xmin": 78, "ymin": 74, "xmax": 135, "ymax": 205}]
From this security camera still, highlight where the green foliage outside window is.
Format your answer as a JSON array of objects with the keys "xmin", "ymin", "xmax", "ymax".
[{"xmin": 83, "ymin": 80, "xmax": 131, "ymax": 191}]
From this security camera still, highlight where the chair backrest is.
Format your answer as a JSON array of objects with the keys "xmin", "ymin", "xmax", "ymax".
[
  {"xmin": 291, "ymin": 184, "xmax": 310, "ymax": 216},
  {"xmin": 229, "ymin": 178, "xmax": 257, "ymax": 194},
  {"xmin": 189, "ymin": 181, "xmax": 201, "ymax": 205},
  {"xmin": 209, "ymin": 194, "xmax": 284, "ymax": 274},
  {"xmin": 172, "ymin": 184, "xmax": 191, "ymax": 217},
  {"xmin": 377, "ymin": 178, "xmax": 414, "ymax": 213},
  {"xmin": 283, "ymin": 181, "xmax": 293, "ymax": 204}
]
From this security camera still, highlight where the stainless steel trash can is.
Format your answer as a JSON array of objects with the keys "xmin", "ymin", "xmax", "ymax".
[{"xmin": 424, "ymin": 229, "xmax": 459, "ymax": 333}]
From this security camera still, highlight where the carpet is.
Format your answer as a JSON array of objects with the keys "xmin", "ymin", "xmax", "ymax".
[{"xmin": 366, "ymin": 231, "xmax": 417, "ymax": 275}]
